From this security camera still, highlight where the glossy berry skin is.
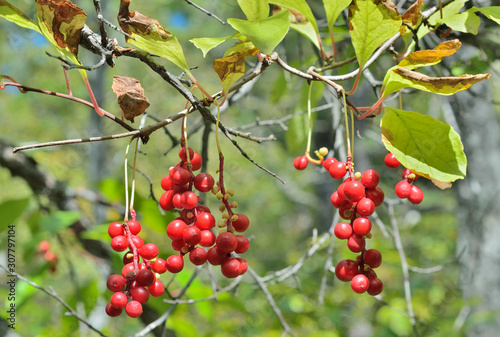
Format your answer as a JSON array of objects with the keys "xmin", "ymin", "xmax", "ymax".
[
  {"xmin": 107, "ymin": 274, "xmax": 127, "ymax": 292},
  {"xmin": 195, "ymin": 212, "xmax": 215, "ymax": 230},
  {"xmin": 221, "ymin": 257, "xmax": 242, "ymax": 278},
  {"xmin": 408, "ymin": 185, "xmax": 424, "ymax": 204},
  {"xmin": 151, "ymin": 258, "xmax": 167, "ymax": 274},
  {"xmin": 148, "ymin": 280, "xmax": 165, "ymax": 297},
  {"xmin": 384, "ymin": 153, "xmax": 401, "ymax": 168},
  {"xmin": 335, "ymin": 259, "xmax": 359, "ymax": 282},
  {"xmin": 159, "ymin": 190, "xmax": 175, "ymax": 211},
  {"xmin": 322, "ymin": 157, "xmax": 337, "ymax": 171},
  {"xmin": 361, "ymin": 169, "xmax": 380, "ymax": 189},
  {"xmin": 193, "ymin": 173, "xmax": 215, "ymax": 193},
  {"xmin": 344, "ymin": 180, "xmax": 366, "ymax": 203},
  {"xmin": 330, "ymin": 191, "xmax": 347, "ymax": 208},
  {"xmin": 199, "ymin": 230, "xmax": 216, "ymax": 247},
  {"xmin": 364, "ymin": 249, "xmax": 382, "ymax": 268},
  {"xmin": 167, "ymin": 220, "xmax": 188, "ymax": 240},
  {"xmin": 351, "ymin": 274, "xmax": 370, "ymax": 294},
  {"xmin": 111, "ymin": 235, "xmax": 129, "ymax": 252},
  {"xmin": 207, "ymin": 246, "xmax": 227, "ymax": 266},
  {"xmin": 130, "ymin": 286, "xmax": 150, "ymax": 304},
  {"xmin": 171, "ymin": 238, "xmax": 187, "ymax": 251},
  {"xmin": 128, "ymin": 220, "xmax": 142, "ymax": 235},
  {"xmin": 160, "ymin": 176, "xmax": 175, "ymax": 191},
  {"xmin": 232, "ymin": 214, "xmax": 250, "ymax": 232},
  {"xmin": 347, "ymin": 234, "xmax": 365, "ymax": 253},
  {"xmin": 236, "ymin": 258, "xmax": 248, "ymax": 275},
  {"xmin": 108, "ymin": 222, "xmax": 124, "ymax": 238},
  {"xmin": 121, "ymin": 263, "xmax": 135, "ymax": 278},
  {"xmin": 123, "ymin": 251, "xmax": 134, "ymax": 264},
  {"xmin": 125, "ymin": 300, "xmax": 143, "ymax": 318},
  {"xmin": 356, "ymin": 197, "xmax": 375, "ymax": 217},
  {"xmin": 235, "ymin": 235, "xmax": 250, "ymax": 254},
  {"xmin": 334, "ymin": 222, "xmax": 353, "ymax": 240},
  {"xmin": 395, "ymin": 180, "xmax": 412, "ymax": 199},
  {"xmin": 365, "ymin": 187, "xmax": 385, "ymax": 207},
  {"xmin": 136, "ymin": 269, "xmax": 156, "ymax": 287},
  {"xmin": 293, "ymin": 156, "xmax": 308, "ymax": 170},
  {"xmin": 166, "ymin": 254, "xmax": 184, "ymax": 273},
  {"xmin": 189, "ymin": 247, "xmax": 208, "ymax": 265},
  {"xmin": 130, "ymin": 235, "xmax": 144, "ymax": 250},
  {"xmin": 180, "ymin": 191, "xmax": 198, "ymax": 209},
  {"xmin": 106, "ymin": 302, "xmax": 122, "ymax": 317},
  {"xmin": 329, "ymin": 161, "xmax": 347, "ymax": 179},
  {"xmin": 138, "ymin": 243, "xmax": 159, "ymax": 260},
  {"xmin": 170, "ymin": 167, "xmax": 191, "ymax": 185},
  {"xmin": 183, "ymin": 226, "xmax": 202, "ymax": 246},
  {"xmin": 216, "ymin": 232, "xmax": 238, "ymax": 253},
  {"xmin": 189, "ymin": 151, "xmax": 203, "ymax": 171},
  {"xmin": 352, "ymin": 217, "xmax": 372, "ymax": 236},
  {"xmin": 367, "ymin": 277, "xmax": 384, "ymax": 296},
  {"xmin": 179, "ymin": 147, "xmax": 194, "ymax": 162}
]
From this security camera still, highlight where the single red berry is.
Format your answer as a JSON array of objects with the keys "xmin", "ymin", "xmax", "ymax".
[
  {"xmin": 170, "ymin": 166, "xmax": 191, "ymax": 185},
  {"xmin": 199, "ymin": 230, "xmax": 216, "ymax": 247},
  {"xmin": 148, "ymin": 280, "xmax": 165, "ymax": 297},
  {"xmin": 128, "ymin": 220, "xmax": 142, "ymax": 235},
  {"xmin": 293, "ymin": 156, "xmax": 308, "ymax": 170},
  {"xmin": 193, "ymin": 173, "xmax": 215, "ymax": 193},
  {"xmin": 160, "ymin": 176, "xmax": 175, "ymax": 191},
  {"xmin": 107, "ymin": 274, "xmax": 127, "ymax": 292},
  {"xmin": 216, "ymin": 232, "xmax": 238, "ymax": 253},
  {"xmin": 38, "ymin": 240, "xmax": 50, "ymax": 253},
  {"xmin": 180, "ymin": 191, "xmax": 198, "ymax": 209},
  {"xmin": 352, "ymin": 217, "xmax": 372, "ymax": 236},
  {"xmin": 356, "ymin": 197, "xmax": 375, "ymax": 217},
  {"xmin": 322, "ymin": 157, "xmax": 337, "ymax": 171},
  {"xmin": 384, "ymin": 153, "xmax": 400, "ymax": 168},
  {"xmin": 166, "ymin": 254, "xmax": 184, "ymax": 273},
  {"xmin": 136, "ymin": 269, "xmax": 156, "ymax": 287},
  {"xmin": 337, "ymin": 182, "xmax": 347, "ymax": 201},
  {"xmin": 367, "ymin": 277, "xmax": 384, "ymax": 296},
  {"xmin": 151, "ymin": 258, "xmax": 167, "ymax": 274},
  {"xmin": 189, "ymin": 151, "xmax": 203, "ymax": 171},
  {"xmin": 365, "ymin": 187, "xmax": 385, "ymax": 207},
  {"xmin": 121, "ymin": 263, "xmax": 135, "ymax": 278},
  {"xmin": 347, "ymin": 234, "xmax": 365, "ymax": 253},
  {"xmin": 361, "ymin": 169, "xmax": 380, "ymax": 189},
  {"xmin": 111, "ymin": 235, "xmax": 129, "ymax": 252},
  {"xmin": 123, "ymin": 251, "xmax": 133, "ymax": 264},
  {"xmin": 189, "ymin": 247, "xmax": 208, "ymax": 265},
  {"xmin": 138, "ymin": 243, "xmax": 159, "ymax": 260},
  {"xmin": 235, "ymin": 235, "xmax": 250, "ymax": 254},
  {"xmin": 179, "ymin": 147, "xmax": 195, "ymax": 162},
  {"xmin": 344, "ymin": 180, "xmax": 365, "ymax": 202},
  {"xmin": 330, "ymin": 191, "xmax": 347, "ymax": 208},
  {"xmin": 364, "ymin": 249, "xmax": 382, "ymax": 268},
  {"xmin": 159, "ymin": 190, "xmax": 175, "ymax": 211},
  {"xmin": 395, "ymin": 180, "xmax": 412, "ymax": 199},
  {"xmin": 408, "ymin": 185, "xmax": 424, "ymax": 204},
  {"xmin": 334, "ymin": 222, "xmax": 353, "ymax": 240},
  {"xmin": 221, "ymin": 257, "xmax": 242, "ymax": 278},
  {"xmin": 232, "ymin": 214, "xmax": 250, "ymax": 232},
  {"xmin": 351, "ymin": 274, "xmax": 370, "ymax": 294},
  {"xmin": 110, "ymin": 292, "xmax": 128, "ymax": 309},
  {"xmin": 172, "ymin": 238, "xmax": 188, "ymax": 251},
  {"xmin": 207, "ymin": 246, "xmax": 227, "ymax": 266},
  {"xmin": 329, "ymin": 161, "xmax": 347, "ymax": 179},
  {"xmin": 339, "ymin": 204, "xmax": 354, "ymax": 220},
  {"xmin": 172, "ymin": 193, "xmax": 184, "ymax": 209},
  {"xmin": 130, "ymin": 235, "xmax": 144, "ymax": 250},
  {"xmin": 183, "ymin": 225, "xmax": 202, "ymax": 246},
  {"xmin": 106, "ymin": 302, "xmax": 122, "ymax": 317},
  {"xmin": 195, "ymin": 212, "xmax": 215, "ymax": 230},
  {"xmin": 108, "ymin": 222, "xmax": 124, "ymax": 238},
  {"xmin": 130, "ymin": 286, "xmax": 150, "ymax": 304},
  {"xmin": 125, "ymin": 300, "xmax": 143, "ymax": 318},
  {"xmin": 236, "ymin": 258, "xmax": 248, "ymax": 275},
  {"xmin": 335, "ymin": 259, "xmax": 359, "ymax": 282},
  {"xmin": 167, "ymin": 219, "xmax": 188, "ymax": 240},
  {"xmin": 195, "ymin": 205, "xmax": 211, "ymax": 214}
]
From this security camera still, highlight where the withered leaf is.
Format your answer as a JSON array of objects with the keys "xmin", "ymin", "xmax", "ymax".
[
  {"xmin": 397, "ymin": 39, "xmax": 461, "ymax": 69},
  {"xmin": 112, "ymin": 75, "xmax": 150, "ymax": 122},
  {"xmin": 213, "ymin": 45, "xmax": 258, "ymax": 93},
  {"xmin": 118, "ymin": 0, "xmax": 170, "ymax": 39},
  {"xmin": 402, "ymin": 0, "xmax": 423, "ymax": 26}
]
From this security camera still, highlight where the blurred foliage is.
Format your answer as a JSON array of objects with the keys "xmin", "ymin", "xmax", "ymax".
[{"xmin": 0, "ymin": 1, "xmax": 499, "ymax": 337}]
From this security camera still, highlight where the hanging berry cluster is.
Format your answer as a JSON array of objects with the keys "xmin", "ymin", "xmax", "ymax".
[{"xmin": 385, "ymin": 153, "xmax": 424, "ymax": 204}]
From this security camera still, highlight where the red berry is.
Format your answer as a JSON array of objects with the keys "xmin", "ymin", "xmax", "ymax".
[
  {"xmin": 335, "ymin": 259, "xmax": 359, "ymax": 282},
  {"xmin": 106, "ymin": 302, "xmax": 122, "ymax": 317},
  {"xmin": 232, "ymin": 214, "xmax": 250, "ymax": 232},
  {"xmin": 365, "ymin": 187, "xmax": 385, "ymax": 207},
  {"xmin": 166, "ymin": 254, "xmax": 184, "ymax": 273},
  {"xmin": 351, "ymin": 274, "xmax": 369, "ymax": 294},
  {"xmin": 183, "ymin": 225, "xmax": 202, "ymax": 246},
  {"xmin": 216, "ymin": 232, "xmax": 238, "ymax": 253},
  {"xmin": 235, "ymin": 235, "xmax": 250, "ymax": 254},
  {"xmin": 180, "ymin": 191, "xmax": 198, "ymax": 209},
  {"xmin": 199, "ymin": 230, "xmax": 216, "ymax": 247},
  {"xmin": 159, "ymin": 190, "xmax": 175, "ymax": 211},
  {"xmin": 130, "ymin": 235, "xmax": 144, "ymax": 250},
  {"xmin": 293, "ymin": 156, "xmax": 308, "ymax": 170},
  {"xmin": 179, "ymin": 147, "xmax": 194, "ymax": 162},
  {"xmin": 236, "ymin": 258, "xmax": 248, "ymax": 275},
  {"xmin": 130, "ymin": 286, "xmax": 150, "ymax": 304},
  {"xmin": 195, "ymin": 212, "xmax": 215, "ymax": 230},
  {"xmin": 136, "ymin": 269, "xmax": 156, "ymax": 287},
  {"xmin": 356, "ymin": 197, "xmax": 375, "ymax": 217},
  {"xmin": 148, "ymin": 280, "xmax": 165, "ymax": 297},
  {"xmin": 128, "ymin": 220, "xmax": 142, "ymax": 235},
  {"xmin": 330, "ymin": 191, "xmax": 347, "ymax": 208},
  {"xmin": 395, "ymin": 180, "xmax": 412, "ymax": 199},
  {"xmin": 344, "ymin": 180, "xmax": 365, "ymax": 202},
  {"xmin": 207, "ymin": 246, "xmax": 227, "ymax": 266},
  {"xmin": 125, "ymin": 300, "xmax": 143, "ymax": 318},
  {"xmin": 107, "ymin": 274, "xmax": 127, "ymax": 292},
  {"xmin": 189, "ymin": 151, "xmax": 203, "ymax": 171},
  {"xmin": 111, "ymin": 235, "xmax": 129, "ymax": 252},
  {"xmin": 339, "ymin": 204, "xmax": 354, "ymax": 220},
  {"xmin": 167, "ymin": 219, "xmax": 188, "ymax": 240},
  {"xmin": 121, "ymin": 262, "xmax": 135, "ymax": 278},
  {"xmin": 329, "ymin": 161, "xmax": 347, "ymax": 179},
  {"xmin": 189, "ymin": 247, "xmax": 208, "ymax": 265},
  {"xmin": 172, "ymin": 193, "xmax": 183, "ymax": 209},
  {"xmin": 221, "ymin": 257, "xmax": 242, "ymax": 278},
  {"xmin": 322, "ymin": 157, "xmax": 337, "ymax": 171},
  {"xmin": 160, "ymin": 176, "xmax": 175, "ymax": 191},
  {"xmin": 170, "ymin": 167, "xmax": 191, "ymax": 185},
  {"xmin": 352, "ymin": 217, "xmax": 372, "ymax": 236},
  {"xmin": 364, "ymin": 249, "xmax": 382, "ymax": 268},
  {"xmin": 408, "ymin": 185, "xmax": 424, "ymax": 204},
  {"xmin": 367, "ymin": 277, "xmax": 384, "ymax": 296},
  {"xmin": 334, "ymin": 222, "xmax": 353, "ymax": 240},
  {"xmin": 171, "ymin": 238, "xmax": 188, "ymax": 251},
  {"xmin": 138, "ymin": 243, "xmax": 159, "ymax": 260},
  {"xmin": 110, "ymin": 292, "xmax": 128, "ymax": 309},
  {"xmin": 193, "ymin": 173, "xmax": 215, "ymax": 193},
  {"xmin": 108, "ymin": 222, "xmax": 124, "ymax": 238},
  {"xmin": 337, "ymin": 182, "xmax": 347, "ymax": 201},
  {"xmin": 195, "ymin": 205, "xmax": 211, "ymax": 214},
  {"xmin": 347, "ymin": 234, "xmax": 365, "ymax": 253},
  {"xmin": 38, "ymin": 240, "xmax": 50, "ymax": 252},
  {"xmin": 361, "ymin": 169, "xmax": 380, "ymax": 188},
  {"xmin": 151, "ymin": 258, "xmax": 167, "ymax": 274},
  {"xmin": 384, "ymin": 153, "xmax": 400, "ymax": 168}
]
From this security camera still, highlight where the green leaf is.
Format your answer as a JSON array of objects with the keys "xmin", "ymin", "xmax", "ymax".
[
  {"xmin": 417, "ymin": 0, "xmax": 467, "ymax": 40},
  {"xmin": 227, "ymin": 9, "xmax": 290, "ymax": 55},
  {"xmin": 39, "ymin": 211, "xmax": 80, "ymax": 234},
  {"xmin": 349, "ymin": 0, "xmax": 401, "ymax": 70},
  {"xmin": 190, "ymin": 32, "xmax": 246, "ymax": 58},
  {"xmin": 0, "ymin": 0, "xmax": 40, "ymax": 32},
  {"xmin": 237, "ymin": 0, "xmax": 269, "ymax": 21},
  {"xmin": 323, "ymin": 0, "xmax": 351, "ymax": 31},
  {"xmin": 381, "ymin": 107, "xmax": 467, "ymax": 186},
  {"xmin": 290, "ymin": 18, "xmax": 320, "ymax": 50},
  {"xmin": 269, "ymin": 0, "xmax": 318, "ymax": 34},
  {"xmin": 442, "ymin": 9, "xmax": 481, "ymax": 35},
  {"xmin": 472, "ymin": 6, "xmax": 500, "ymax": 25},
  {"xmin": 0, "ymin": 197, "xmax": 30, "ymax": 231}
]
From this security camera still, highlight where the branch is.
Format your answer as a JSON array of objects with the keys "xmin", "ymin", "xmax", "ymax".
[
  {"xmin": 0, "ymin": 265, "xmax": 107, "ymax": 337},
  {"xmin": 183, "ymin": 0, "xmax": 226, "ymax": 25}
]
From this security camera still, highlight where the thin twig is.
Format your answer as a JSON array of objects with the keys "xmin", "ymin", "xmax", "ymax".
[{"xmin": 183, "ymin": 0, "xmax": 226, "ymax": 24}]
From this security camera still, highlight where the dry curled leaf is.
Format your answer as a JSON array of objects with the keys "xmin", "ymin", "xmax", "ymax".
[
  {"xmin": 112, "ymin": 75, "xmax": 150, "ymax": 122},
  {"xmin": 118, "ymin": 0, "xmax": 170, "ymax": 39},
  {"xmin": 402, "ymin": 0, "xmax": 423, "ymax": 26}
]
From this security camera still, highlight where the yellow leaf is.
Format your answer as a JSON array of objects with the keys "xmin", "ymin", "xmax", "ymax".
[
  {"xmin": 397, "ymin": 39, "xmax": 461, "ymax": 69},
  {"xmin": 213, "ymin": 45, "xmax": 258, "ymax": 94}
]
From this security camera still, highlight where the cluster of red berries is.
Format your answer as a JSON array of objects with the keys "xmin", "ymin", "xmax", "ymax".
[
  {"xmin": 384, "ymin": 153, "xmax": 424, "ymax": 204},
  {"xmin": 38, "ymin": 240, "xmax": 58, "ymax": 273},
  {"xmin": 106, "ymin": 218, "xmax": 166, "ymax": 318},
  {"xmin": 160, "ymin": 147, "xmax": 250, "ymax": 278}
]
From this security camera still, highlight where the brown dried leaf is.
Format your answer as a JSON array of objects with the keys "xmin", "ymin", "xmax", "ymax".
[
  {"xmin": 397, "ymin": 39, "xmax": 461, "ymax": 69},
  {"xmin": 112, "ymin": 75, "xmax": 150, "ymax": 122},
  {"xmin": 213, "ymin": 45, "xmax": 258, "ymax": 93},
  {"xmin": 402, "ymin": 0, "xmax": 423, "ymax": 26},
  {"xmin": 118, "ymin": 0, "xmax": 170, "ymax": 39}
]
